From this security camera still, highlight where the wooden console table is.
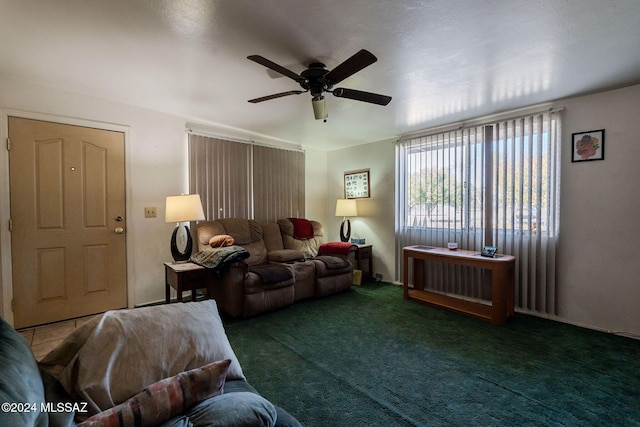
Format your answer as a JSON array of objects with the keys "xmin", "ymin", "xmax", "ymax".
[{"xmin": 403, "ymin": 245, "xmax": 515, "ymax": 325}]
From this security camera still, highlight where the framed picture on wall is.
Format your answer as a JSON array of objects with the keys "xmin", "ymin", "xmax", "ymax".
[
  {"xmin": 344, "ymin": 169, "xmax": 370, "ymax": 199},
  {"xmin": 572, "ymin": 129, "xmax": 605, "ymax": 162}
]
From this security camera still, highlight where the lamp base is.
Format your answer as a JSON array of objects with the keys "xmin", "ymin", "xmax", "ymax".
[
  {"xmin": 171, "ymin": 224, "xmax": 193, "ymax": 262},
  {"xmin": 339, "ymin": 219, "xmax": 351, "ymax": 242}
]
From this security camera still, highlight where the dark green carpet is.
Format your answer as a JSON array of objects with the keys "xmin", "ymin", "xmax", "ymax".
[{"xmin": 223, "ymin": 282, "xmax": 640, "ymax": 426}]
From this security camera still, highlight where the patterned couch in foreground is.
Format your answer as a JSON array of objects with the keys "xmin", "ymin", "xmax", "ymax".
[{"xmin": 0, "ymin": 300, "xmax": 302, "ymax": 426}]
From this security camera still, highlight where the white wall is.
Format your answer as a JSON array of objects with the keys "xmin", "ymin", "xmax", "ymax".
[
  {"xmin": 0, "ymin": 76, "xmax": 321, "ymax": 323},
  {"xmin": 557, "ymin": 85, "xmax": 640, "ymax": 337},
  {"xmin": 327, "ymin": 84, "xmax": 640, "ymax": 338},
  {"xmin": 325, "ymin": 138, "xmax": 397, "ymax": 282}
]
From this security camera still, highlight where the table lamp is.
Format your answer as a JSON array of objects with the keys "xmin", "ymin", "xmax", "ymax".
[
  {"xmin": 335, "ymin": 199, "xmax": 357, "ymax": 242},
  {"xmin": 165, "ymin": 194, "xmax": 205, "ymax": 262}
]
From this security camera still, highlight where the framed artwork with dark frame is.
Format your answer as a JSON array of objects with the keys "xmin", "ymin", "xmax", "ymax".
[
  {"xmin": 572, "ymin": 129, "xmax": 605, "ymax": 162},
  {"xmin": 344, "ymin": 169, "xmax": 370, "ymax": 199}
]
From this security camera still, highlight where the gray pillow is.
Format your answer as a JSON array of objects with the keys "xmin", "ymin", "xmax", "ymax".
[{"xmin": 40, "ymin": 300, "xmax": 245, "ymax": 418}]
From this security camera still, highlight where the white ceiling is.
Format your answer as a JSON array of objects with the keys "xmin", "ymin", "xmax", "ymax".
[{"xmin": 2, "ymin": 0, "xmax": 640, "ymax": 151}]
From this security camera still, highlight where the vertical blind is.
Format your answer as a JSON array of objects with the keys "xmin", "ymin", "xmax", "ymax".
[
  {"xmin": 396, "ymin": 111, "xmax": 561, "ymax": 314},
  {"xmin": 253, "ymin": 145, "xmax": 306, "ymax": 222},
  {"xmin": 188, "ymin": 133, "xmax": 305, "ymax": 222}
]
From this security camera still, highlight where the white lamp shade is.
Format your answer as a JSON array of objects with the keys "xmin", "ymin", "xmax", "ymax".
[
  {"xmin": 165, "ymin": 194, "xmax": 206, "ymax": 223},
  {"xmin": 335, "ymin": 199, "xmax": 358, "ymax": 217}
]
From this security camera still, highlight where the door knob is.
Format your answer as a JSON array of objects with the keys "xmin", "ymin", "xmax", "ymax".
[{"xmin": 114, "ymin": 227, "xmax": 125, "ymax": 234}]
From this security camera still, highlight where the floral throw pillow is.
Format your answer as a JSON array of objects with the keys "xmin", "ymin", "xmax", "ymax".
[{"xmin": 78, "ymin": 359, "xmax": 231, "ymax": 427}]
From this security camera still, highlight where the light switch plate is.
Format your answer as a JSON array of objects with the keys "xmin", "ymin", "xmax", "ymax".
[{"xmin": 144, "ymin": 207, "xmax": 157, "ymax": 218}]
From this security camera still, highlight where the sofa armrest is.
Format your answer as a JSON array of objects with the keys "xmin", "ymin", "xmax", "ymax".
[{"xmin": 209, "ymin": 263, "xmax": 248, "ymax": 317}]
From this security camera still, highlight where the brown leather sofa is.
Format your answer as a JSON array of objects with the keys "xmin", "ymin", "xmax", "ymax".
[{"xmin": 195, "ymin": 218, "xmax": 355, "ymax": 317}]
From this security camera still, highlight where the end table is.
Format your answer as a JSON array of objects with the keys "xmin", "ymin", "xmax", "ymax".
[
  {"xmin": 355, "ymin": 244, "xmax": 373, "ymax": 280},
  {"xmin": 164, "ymin": 262, "xmax": 213, "ymax": 303}
]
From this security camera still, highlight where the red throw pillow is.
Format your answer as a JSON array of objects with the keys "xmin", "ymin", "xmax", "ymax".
[{"xmin": 288, "ymin": 218, "xmax": 314, "ymax": 240}]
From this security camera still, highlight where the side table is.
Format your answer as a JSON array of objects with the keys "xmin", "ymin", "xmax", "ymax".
[
  {"xmin": 164, "ymin": 262, "xmax": 213, "ymax": 304},
  {"xmin": 355, "ymin": 244, "xmax": 373, "ymax": 280}
]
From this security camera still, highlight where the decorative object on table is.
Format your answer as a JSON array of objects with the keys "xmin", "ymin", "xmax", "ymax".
[
  {"xmin": 335, "ymin": 199, "xmax": 358, "ymax": 242},
  {"xmin": 481, "ymin": 246, "xmax": 497, "ymax": 258},
  {"xmin": 344, "ymin": 169, "xmax": 370, "ymax": 199},
  {"xmin": 350, "ymin": 238, "xmax": 366, "ymax": 244},
  {"xmin": 571, "ymin": 129, "xmax": 605, "ymax": 162},
  {"xmin": 165, "ymin": 194, "xmax": 206, "ymax": 262},
  {"xmin": 447, "ymin": 242, "xmax": 458, "ymax": 251}
]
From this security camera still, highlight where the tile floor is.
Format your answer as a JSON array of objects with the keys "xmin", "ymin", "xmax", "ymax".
[{"xmin": 17, "ymin": 315, "xmax": 99, "ymax": 361}]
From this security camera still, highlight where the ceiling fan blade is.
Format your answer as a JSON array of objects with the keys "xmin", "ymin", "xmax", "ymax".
[
  {"xmin": 332, "ymin": 88, "xmax": 392, "ymax": 106},
  {"xmin": 247, "ymin": 55, "xmax": 304, "ymax": 82},
  {"xmin": 248, "ymin": 90, "xmax": 305, "ymax": 103},
  {"xmin": 325, "ymin": 49, "xmax": 377, "ymax": 85}
]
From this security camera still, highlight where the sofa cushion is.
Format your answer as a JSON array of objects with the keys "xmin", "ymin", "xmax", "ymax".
[
  {"xmin": 220, "ymin": 219, "xmax": 268, "ymax": 265},
  {"xmin": 196, "ymin": 221, "xmax": 228, "ymax": 251},
  {"xmin": 78, "ymin": 359, "xmax": 230, "ymax": 427},
  {"xmin": 267, "ymin": 249, "xmax": 305, "ymax": 263},
  {"xmin": 314, "ymin": 255, "xmax": 350, "ymax": 270},
  {"xmin": 186, "ymin": 392, "xmax": 277, "ymax": 427},
  {"xmin": 0, "ymin": 315, "xmax": 49, "ymax": 427},
  {"xmin": 248, "ymin": 264, "xmax": 293, "ymax": 284},
  {"xmin": 40, "ymin": 300, "xmax": 245, "ymax": 418},
  {"xmin": 261, "ymin": 222, "xmax": 285, "ymax": 251},
  {"xmin": 244, "ymin": 271, "xmax": 295, "ymax": 294},
  {"xmin": 218, "ymin": 218, "xmax": 262, "ymax": 245},
  {"xmin": 224, "ymin": 380, "xmax": 303, "ymax": 427},
  {"xmin": 278, "ymin": 218, "xmax": 325, "ymax": 258}
]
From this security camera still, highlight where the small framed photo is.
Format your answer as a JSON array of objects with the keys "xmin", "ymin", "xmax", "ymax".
[
  {"xmin": 344, "ymin": 169, "xmax": 370, "ymax": 199},
  {"xmin": 572, "ymin": 129, "xmax": 605, "ymax": 162}
]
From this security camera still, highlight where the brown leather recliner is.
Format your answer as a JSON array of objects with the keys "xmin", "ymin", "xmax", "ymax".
[
  {"xmin": 277, "ymin": 218, "xmax": 356, "ymax": 299},
  {"xmin": 195, "ymin": 218, "xmax": 295, "ymax": 318},
  {"xmin": 195, "ymin": 218, "xmax": 356, "ymax": 318}
]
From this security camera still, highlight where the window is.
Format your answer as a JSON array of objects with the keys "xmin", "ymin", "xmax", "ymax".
[
  {"xmin": 396, "ymin": 111, "xmax": 561, "ymax": 314},
  {"xmin": 189, "ymin": 133, "xmax": 305, "ymax": 222}
]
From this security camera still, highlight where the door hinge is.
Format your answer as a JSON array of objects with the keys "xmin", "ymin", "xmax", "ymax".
[
  {"xmin": 8, "ymin": 219, "xmax": 12, "ymax": 232},
  {"xmin": 6, "ymin": 137, "xmax": 10, "ymax": 151}
]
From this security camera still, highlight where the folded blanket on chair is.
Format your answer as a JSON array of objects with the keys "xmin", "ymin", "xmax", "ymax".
[
  {"xmin": 190, "ymin": 245, "xmax": 250, "ymax": 271},
  {"xmin": 314, "ymin": 255, "xmax": 350, "ymax": 270},
  {"xmin": 248, "ymin": 264, "xmax": 293, "ymax": 284},
  {"xmin": 319, "ymin": 241, "xmax": 354, "ymax": 256}
]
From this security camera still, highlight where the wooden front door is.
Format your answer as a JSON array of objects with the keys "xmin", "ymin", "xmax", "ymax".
[{"xmin": 9, "ymin": 117, "xmax": 127, "ymax": 328}]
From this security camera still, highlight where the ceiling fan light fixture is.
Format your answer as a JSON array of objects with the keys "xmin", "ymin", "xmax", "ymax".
[
  {"xmin": 247, "ymin": 50, "xmax": 391, "ymax": 120},
  {"xmin": 312, "ymin": 96, "xmax": 327, "ymax": 120}
]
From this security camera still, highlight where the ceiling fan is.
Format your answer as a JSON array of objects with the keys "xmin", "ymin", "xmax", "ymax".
[{"xmin": 247, "ymin": 49, "xmax": 392, "ymax": 120}]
